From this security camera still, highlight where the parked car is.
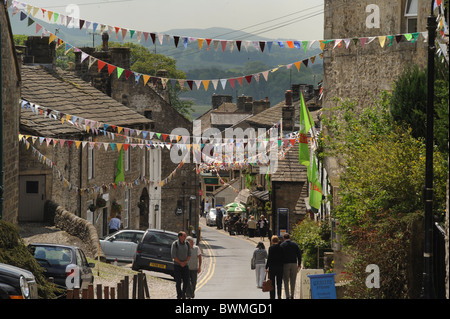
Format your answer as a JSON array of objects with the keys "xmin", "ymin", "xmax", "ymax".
[
  {"xmin": 28, "ymin": 243, "xmax": 94, "ymax": 289},
  {"xmin": 206, "ymin": 208, "xmax": 217, "ymax": 226},
  {"xmin": 100, "ymin": 230, "xmax": 144, "ymax": 262},
  {"xmin": 0, "ymin": 263, "xmax": 38, "ymax": 299},
  {"xmin": 132, "ymin": 229, "xmax": 178, "ymax": 277}
]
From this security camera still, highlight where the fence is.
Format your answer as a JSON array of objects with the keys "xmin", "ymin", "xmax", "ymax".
[{"xmin": 66, "ymin": 271, "xmax": 150, "ymax": 299}]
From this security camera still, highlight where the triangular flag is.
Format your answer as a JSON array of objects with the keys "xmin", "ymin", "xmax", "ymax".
[{"xmin": 98, "ymin": 60, "xmax": 106, "ymax": 72}]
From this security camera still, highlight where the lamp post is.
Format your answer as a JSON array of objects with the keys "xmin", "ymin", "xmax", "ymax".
[{"xmin": 421, "ymin": 0, "xmax": 437, "ymax": 299}]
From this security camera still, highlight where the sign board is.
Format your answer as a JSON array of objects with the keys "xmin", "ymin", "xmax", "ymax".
[
  {"xmin": 277, "ymin": 208, "xmax": 289, "ymax": 236},
  {"xmin": 300, "ymin": 269, "xmax": 324, "ymax": 299},
  {"xmin": 307, "ymin": 273, "xmax": 337, "ymax": 299}
]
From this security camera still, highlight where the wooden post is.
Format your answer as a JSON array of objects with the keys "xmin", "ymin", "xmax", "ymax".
[
  {"xmin": 143, "ymin": 273, "xmax": 150, "ymax": 299},
  {"xmin": 110, "ymin": 287, "xmax": 115, "ymax": 299},
  {"xmin": 88, "ymin": 284, "xmax": 94, "ymax": 299},
  {"xmin": 66, "ymin": 289, "xmax": 73, "ymax": 299},
  {"xmin": 96, "ymin": 284, "xmax": 103, "ymax": 299},
  {"xmin": 123, "ymin": 276, "xmax": 129, "ymax": 299},
  {"xmin": 117, "ymin": 282, "xmax": 122, "ymax": 299},
  {"xmin": 73, "ymin": 287, "xmax": 80, "ymax": 299},
  {"xmin": 82, "ymin": 288, "xmax": 88, "ymax": 299},
  {"xmin": 132, "ymin": 274, "xmax": 138, "ymax": 299},
  {"xmin": 104, "ymin": 286, "xmax": 109, "ymax": 299},
  {"xmin": 137, "ymin": 272, "xmax": 144, "ymax": 299}
]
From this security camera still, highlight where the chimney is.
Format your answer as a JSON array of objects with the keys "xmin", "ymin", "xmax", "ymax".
[
  {"xmin": 237, "ymin": 95, "xmax": 252, "ymax": 111},
  {"xmin": 211, "ymin": 94, "xmax": 233, "ymax": 109},
  {"xmin": 24, "ymin": 36, "xmax": 56, "ymax": 69},
  {"xmin": 282, "ymin": 90, "xmax": 295, "ymax": 132},
  {"xmin": 102, "ymin": 32, "xmax": 109, "ymax": 51},
  {"xmin": 252, "ymin": 99, "xmax": 270, "ymax": 115}
]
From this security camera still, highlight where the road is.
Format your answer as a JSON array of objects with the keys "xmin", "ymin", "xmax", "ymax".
[{"xmin": 195, "ymin": 220, "xmax": 269, "ymax": 299}]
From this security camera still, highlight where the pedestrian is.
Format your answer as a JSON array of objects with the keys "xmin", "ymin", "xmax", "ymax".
[
  {"xmin": 204, "ymin": 199, "xmax": 210, "ymax": 218},
  {"xmin": 186, "ymin": 236, "xmax": 202, "ymax": 299},
  {"xmin": 252, "ymin": 242, "xmax": 267, "ymax": 288},
  {"xmin": 247, "ymin": 215, "xmax": 257, "ymax": 238},
  {"xmin": 171, "ymin": 231, "xmax": 191, "ymax": 299},
  {"xmin": 258, "ymin": 215, "xmax": 268, "ymax": 241},
  {"xmin": 280, "ymin": 233, "xmax": 302, "ymax": 299},
  {"xmin": 108, "ymin": 214, "xmax": 121, "ymax": 234},
  {"xmin": 265, "ymin": 236, "xmax": 284, "ymax": 299},
  {"xmin": 216, "ymin": 207, "xmax": 223, "ymax": 229}
]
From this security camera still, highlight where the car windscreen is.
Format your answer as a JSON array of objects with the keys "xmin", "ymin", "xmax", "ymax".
[
  {"xmin": 30, "ymin": 246, "xmax": 73, "ymax": 266},
  {"xmin": 142, "ymin": 232, "xmax": 176, "ymax": 245}
]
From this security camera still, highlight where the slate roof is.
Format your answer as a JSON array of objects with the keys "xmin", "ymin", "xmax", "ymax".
[
  {"xmin": 20, "ymin": 65, "xmax": 153, "ymax": 137},
  {"xmin": 271, "ymin": 143, "xmax": 307, "ymax": 182}
]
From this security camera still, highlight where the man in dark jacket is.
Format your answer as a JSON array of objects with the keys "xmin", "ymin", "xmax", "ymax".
[{"xmin": 280, "ymin": 233, "xmax": 302, "ymax": 299}]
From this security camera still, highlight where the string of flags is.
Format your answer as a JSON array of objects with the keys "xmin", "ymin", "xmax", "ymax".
[
  {"xmin": 10, "ymin": 0, "xmax": 447, "ymax": 54},
  {"xmin": 12, "ymin": 11, "xmax": 323, "ymax": 91},
  {"xmin": 21, "ymin": 98, "xmax": 295, "ymax": 146},
  {"xmin": 19, "ymin": 133, "xmax": 192, "ymax": 193}
]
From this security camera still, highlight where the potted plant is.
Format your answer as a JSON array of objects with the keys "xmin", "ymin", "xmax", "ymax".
[
  {"xmin": 96, "ymin": 196, "xmax": 106, "ymax": 208},
  {"xmin": 111, "ymin": 201, "xmax": 122, "ymax": 214}
]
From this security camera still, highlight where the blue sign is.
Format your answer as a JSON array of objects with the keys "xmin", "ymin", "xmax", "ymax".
[{"xmin": 307, "ymin": 273, "xmax": 337, "ymax": 299}]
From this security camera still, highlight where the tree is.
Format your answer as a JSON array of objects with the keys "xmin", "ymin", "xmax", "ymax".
[{"xmin": 322, "ymin": 95, "xmax": 448, "ymax": 298}]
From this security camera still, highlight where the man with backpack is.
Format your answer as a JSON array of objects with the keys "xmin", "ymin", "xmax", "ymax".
[{"xmin": 171, "ymin": 231, "xmax": 191, "ymax": 299}]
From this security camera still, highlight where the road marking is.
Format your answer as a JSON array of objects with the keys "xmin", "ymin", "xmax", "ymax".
[{"xmin": 196, "ymin": 237, "xmax": 215, "ymax": 291}]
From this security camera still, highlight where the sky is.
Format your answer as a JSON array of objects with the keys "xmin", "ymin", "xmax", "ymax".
[{"xmin": 20, "ymin": 0, "xmax": 325, "ymax": 40}]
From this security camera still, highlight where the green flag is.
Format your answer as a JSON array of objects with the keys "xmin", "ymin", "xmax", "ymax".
[
  {"xmin": 308, "ymin": 157, "xmax": 323, "ymax": 210},
  {"xmin": 299, "ymin": 92, "xmax": 311, "ymax": 166},
  {"xmin": 115, "ymin": 148, "xmax": 125, "ymax": 183}
]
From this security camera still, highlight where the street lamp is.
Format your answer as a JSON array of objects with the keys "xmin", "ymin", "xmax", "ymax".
[{"xmin": 421, "ymin": 0, "xmax": 437, "ymax": 299}]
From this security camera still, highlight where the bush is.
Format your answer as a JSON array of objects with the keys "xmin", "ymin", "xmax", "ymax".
[
  {"xmin": 0, "ymin": 221, "xmax": 64, "ymax": 299},
  {"xmin": 291, "ymin": 218, "xmax": 331, "ymax": 269}
]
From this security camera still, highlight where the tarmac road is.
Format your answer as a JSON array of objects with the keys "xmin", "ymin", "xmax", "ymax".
[{"xmin": 195, "ymin": 220, "xmax": 269, "ymax": 299}]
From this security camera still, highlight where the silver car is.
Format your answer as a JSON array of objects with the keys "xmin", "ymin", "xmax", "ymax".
[
  {"xmin": 206, "ymin": 208, "xmax": 217, "ymax": 226},
  {"xmin": 100, "ymin": 230, "xmax": 145, "ymax": 262}
]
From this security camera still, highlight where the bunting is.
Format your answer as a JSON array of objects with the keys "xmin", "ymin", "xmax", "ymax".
[{"xmin": 11, "ymin": 0, "xmax": 436, "ymax": 55}]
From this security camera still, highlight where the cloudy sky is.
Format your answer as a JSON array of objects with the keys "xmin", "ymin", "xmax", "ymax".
[{"xmin": 20, "ymin": 0, "xmax": 325, "ymax": 40}]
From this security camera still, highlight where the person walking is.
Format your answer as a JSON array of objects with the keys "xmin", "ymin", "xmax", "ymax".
[
  {"xmin": 265, "ymin": 235, "xmax": 284, "ymax": 299},
  {"xmin": 247, "ymin": 215, "xmax": 257, "ymax": 238},
  {"xmin": 171, "ymin": 231, "xmax": 191, "ymax": 299},
  {"xmin": 186, "ymin": 236, "xmax": 202, "ymax": 299},
  {"xmin": 108, "ymin": 214, "xmax": 121, "ymax": 234},
  {"xmin": 258, "ymin": 215, "xmax": 268, "ymax": 241},
  {"xmin": 216, "ymin": 207, "xmax": 224, "ymax": 229},
  {"xmin": 280, "ymin": 233, "xmax": 302, "ymax": 299},
  {"xmin": 252, "ymin": 242, "xmax": 267, "ymax": 288}
]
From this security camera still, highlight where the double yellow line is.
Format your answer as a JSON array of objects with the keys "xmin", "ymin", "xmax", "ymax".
[{"xmin": 196, "ymin": 237, "xmax": 215, "ymax": 291}]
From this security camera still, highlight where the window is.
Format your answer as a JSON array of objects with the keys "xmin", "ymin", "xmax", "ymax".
[
  {"xmin": 124, "ymin": 148, "xmax": 130, "ymax": 172},
  {"xmin": 26, "ymin": 181, "xmax": 39, "ymax": 194},
  {"xmin": 405, "ymin": 0, "xmax": 418, "ymax": 33},
  {"xmin": 124, "ymin": 189, "xmax": 130, "ymax": 228}
]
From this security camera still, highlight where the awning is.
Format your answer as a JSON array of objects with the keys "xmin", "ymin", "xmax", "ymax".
[{"xmin": 251, "ymin": 190, "xmax": 269, "ymax": 202}]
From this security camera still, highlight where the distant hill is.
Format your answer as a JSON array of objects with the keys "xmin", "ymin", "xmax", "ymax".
[{"xmin": 10, "ymin": 11, "xmax": 323, "ymax": 113}]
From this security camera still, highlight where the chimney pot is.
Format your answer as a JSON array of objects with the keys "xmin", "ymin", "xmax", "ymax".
[{"xmin": 285, "ymin": 90, "xmax": 293, "ymax": 106}]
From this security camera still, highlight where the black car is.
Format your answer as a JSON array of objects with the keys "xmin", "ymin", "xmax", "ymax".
[
  {"xmin": 132, "ymin": 229, "xmax": 178, "ymax": 277},
  {"xmin": 28, "ymin": 243, "xmax": 94, "ymax": 289},
  {"xmin": 0, "ymin": 263, "xmax": 38, "ymax": 299}
]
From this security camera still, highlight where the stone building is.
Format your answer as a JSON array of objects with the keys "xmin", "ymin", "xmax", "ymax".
[
  {"xmin": 231, "ymin": 87, "xmax": 324, "ymax": 236},
  {"xmin": 72, "ymin": 34, "xmax": 199, "ymax": 234},
  {"xmin": 18, "ymin": 36, "xmax": 154, "ymax": 238},
  {"xmin": 0, "ymin": 1, "xmax": 21, "ymax": 224},
  {"xmin": 322, "ymin": 0, "xmax": 429, "ymax": 187}
]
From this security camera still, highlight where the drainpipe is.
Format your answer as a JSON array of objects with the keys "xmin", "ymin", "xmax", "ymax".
[{"xmin": 421, "ymin": 0, "xmax": 437, "ymax": 299}]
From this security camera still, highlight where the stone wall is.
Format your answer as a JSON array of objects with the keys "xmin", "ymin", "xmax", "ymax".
[
  {"xmin": 46, "ymin": 200, "xmax": 105, "ymax": 261},
  {"xmin": 1, "ymin": 2, "xmax": 21, "ymax": 224}
]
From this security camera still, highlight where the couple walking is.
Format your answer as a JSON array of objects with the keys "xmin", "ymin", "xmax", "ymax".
[
  {"xmin": 252, "ymin": 233, "xmax": 302, "ymax": 299},
  {"xmin": 171, "ymin": 231, "xmax": 202, "ymax": 299}
]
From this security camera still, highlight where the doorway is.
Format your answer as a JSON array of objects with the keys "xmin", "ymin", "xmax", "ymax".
[{"xmin": 19, "ymin": 175, "xmax": 46, "ymax": 222}]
